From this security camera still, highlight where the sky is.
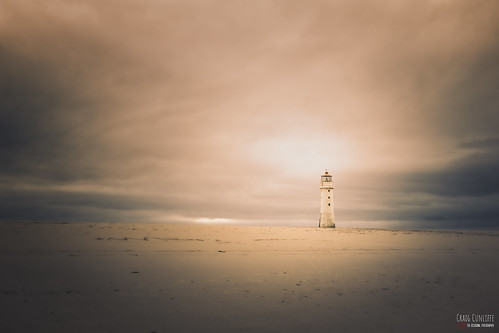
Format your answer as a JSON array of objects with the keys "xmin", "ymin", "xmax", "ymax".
[{"xmin": 1, "ymin": 0, "xmax": 499, "ymax": 228}]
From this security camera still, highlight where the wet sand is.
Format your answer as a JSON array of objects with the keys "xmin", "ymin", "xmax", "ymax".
[{"xmin": 1, "ymin": 222, "xmax": 498, "ymax": 332}]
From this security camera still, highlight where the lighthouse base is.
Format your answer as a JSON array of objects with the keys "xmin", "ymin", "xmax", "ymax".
[{"xmin": 319, "ymin": 213, "xmax": 335, "ymax": 228}]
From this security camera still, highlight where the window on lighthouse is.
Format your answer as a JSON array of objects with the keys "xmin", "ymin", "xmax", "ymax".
[{"xmin": 328, "ymin": 203, "xmax": 330, "ymax": 206}]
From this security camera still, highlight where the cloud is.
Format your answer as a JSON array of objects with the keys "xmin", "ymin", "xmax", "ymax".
[
  {"xmin": 406, "ymin": 147, "xmax": 499, "ymax": 198},
  {"xmin": 1, "ymin": 0, "xmax": 499, "ymax": 227}
]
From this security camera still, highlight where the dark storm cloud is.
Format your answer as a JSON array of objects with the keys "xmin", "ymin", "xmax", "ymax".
[
  {"xmin": 0, "ymin": 188, "xmax": 168, "ymax": 222},
  {"xmin": 390, "ymin": 39, "xmax": 499, "ymax": 222},
  {"xmin": 406, "ymin": 147, "xmax": 499, "ymax": 197},
  {"xmin": 0, "ymin": 48, "xmax": 95, "ymax": 182},
  {"xmin": 342, "ymin": 139, "xmax": 499, "ymax": 225},
  {"xmin": 460, "ymin": 138, "xmax": 499, "ymax": 150}
]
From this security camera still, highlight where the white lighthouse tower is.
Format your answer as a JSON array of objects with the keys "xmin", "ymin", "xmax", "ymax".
[{"xmin": 319, "ymin": 170, "xmax": 335, "ymax": 228}]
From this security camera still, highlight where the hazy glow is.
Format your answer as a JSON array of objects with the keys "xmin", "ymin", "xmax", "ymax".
[
  {"xmin": 195, "ymin": 218, "xmax": 235, "ymax": 224},
  {"xmin": 249, "ymin": 134, "xmax": 355, "ymax": 175}
]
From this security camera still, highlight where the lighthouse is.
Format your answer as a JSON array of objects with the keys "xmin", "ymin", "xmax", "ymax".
[{"xmin": 319, "ymin": 170, "xmax": 335, "ymax": 228}]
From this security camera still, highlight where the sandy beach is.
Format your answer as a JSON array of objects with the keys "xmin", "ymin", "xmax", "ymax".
[{"xmin": 1, "ymin": 222, "xmax": 498, "ymax": 333}]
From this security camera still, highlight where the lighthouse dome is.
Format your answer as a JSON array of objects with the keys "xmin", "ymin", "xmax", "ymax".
[{"xmin": 321, "ymin": 170, "xmax": 332, "ymax": 182}]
